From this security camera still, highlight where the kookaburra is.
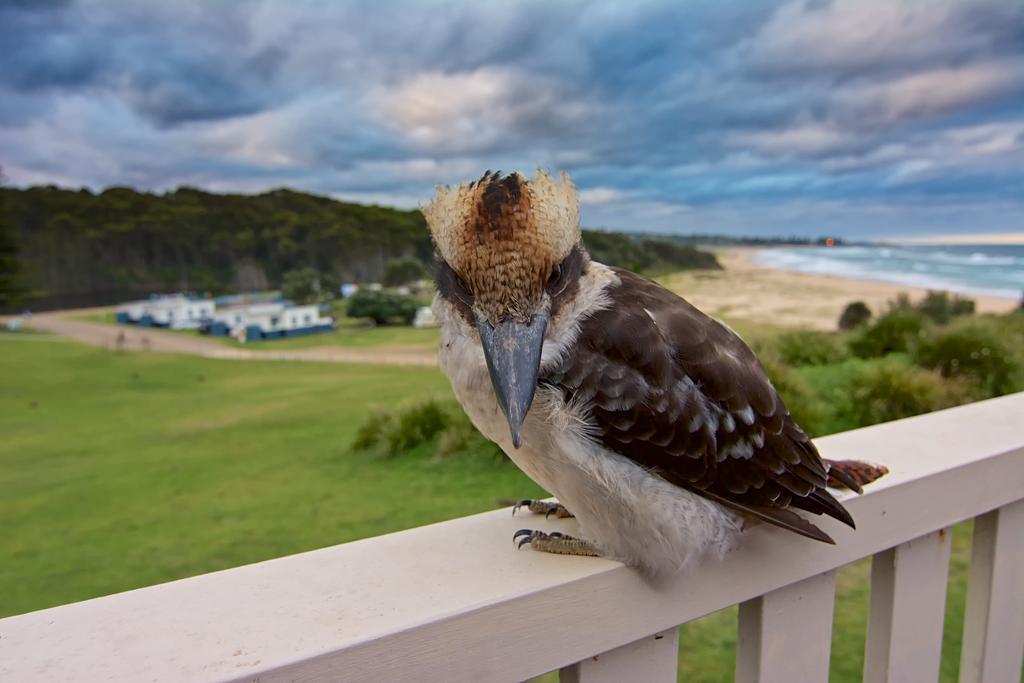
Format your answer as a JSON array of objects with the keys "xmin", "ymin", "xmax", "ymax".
[{"xmin": 424, "ymin": 169, "xmax": 884, "ymax": 576}]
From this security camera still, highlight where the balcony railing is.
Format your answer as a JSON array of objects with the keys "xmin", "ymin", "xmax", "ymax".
[{"xmin": 1, "ymin": 393, "xmax": 1022, "ymax": 682}]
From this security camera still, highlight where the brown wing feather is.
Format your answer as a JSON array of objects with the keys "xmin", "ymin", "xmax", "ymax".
[{"xmin": 542, "ymin": 267, "xmax": 854, "ymax": 541}]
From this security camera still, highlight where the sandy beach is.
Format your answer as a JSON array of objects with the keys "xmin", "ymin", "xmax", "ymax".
[{"xmin": 660, "ymin": 248, "xmax": 1020, "ymax": 332}]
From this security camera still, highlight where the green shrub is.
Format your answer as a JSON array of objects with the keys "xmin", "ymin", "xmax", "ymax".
[
  {"xmin": 580, "ymin": 230, "xmax": 721, "ymax": 274},
  {"xmin": 282, "ymin": 266, "xmax": 336, "ymax": 304},
  {"xmin": 950, "ymin": 296, "xmax": 976, "ymax": 318},
  {"xmin": 846, "ymin": 361, "xmax": 969, "ymax": 427},
  {"xmin": 990, "ymin": 310, "xmax": 1024, "ymax": 344},
  {"xmin": 849, "ymin": 309, "xmax": 929, "ymax": 358},
  {"xmin": 351, "ymin": 399, "xmax": 505, "ymax": 460},
  {"xmin": 758, "ymin": 352, "xmax": 827, "ymax": 436},
  {"xmin": 838, "ymin": 301, "xmax": 872, "ymax": 330},
  {"xmin": 347, "ymin": 288, "xmax": 418, "ymax": 325},
  {"xmin": 911, "ymin": 319, "xmax": 1023, "ymax": 398},
  {"xmin": 351, "ymin": 410, "xmax": 392, "ymax": 451},
  {"xmin": 437, "ymin": 410, "xmax": 506, "ymax": 460},
  {"xmin": 916, "ymin": 290, "xmax": 976, "ymax": 324},
  {"xmin": 773, "ymin": 330, "xmax": 849, "ymax": 366},
  {"xmin": 382, "ymin": 257, "xmax": 431, "ymax": 287},
  {"xmin": 383, "ymin": 400, "xmax": 448, "ymax": 456},
  {"xmin": 889, "ymin": 292, "xmax": 913, "ymax": 311}
]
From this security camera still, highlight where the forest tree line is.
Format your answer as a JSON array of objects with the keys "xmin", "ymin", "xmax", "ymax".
[{"xmin": 0, "ymin": 184, "xmax": 719, "ymax": 312}]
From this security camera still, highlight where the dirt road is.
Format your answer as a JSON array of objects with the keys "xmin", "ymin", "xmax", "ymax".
[{"xmin": 21, "ymin": 311, "xmax": 439, "ymax": 367}]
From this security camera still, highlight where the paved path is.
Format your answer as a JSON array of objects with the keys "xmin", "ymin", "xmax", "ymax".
[{"xmin": 17, "ymin": 310, "xmax": 439, "ymax": 367}]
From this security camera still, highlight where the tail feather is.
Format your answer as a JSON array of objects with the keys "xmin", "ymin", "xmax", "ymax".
[
  {"xmin": 825, "ymin": 459, "xmax": 889, "ymax": 492},
  {"xmin": 697, "ymin": 488, "xmax": 837, "ymax": 544},
  {"xmin": 795, "ymin": 490, "xmax": 856, "ymax": 529}
]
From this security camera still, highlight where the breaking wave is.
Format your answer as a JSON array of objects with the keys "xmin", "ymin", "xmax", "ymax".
[{"xmin": 753, "ymin": 244, "xmax": 1024, "ymax": 300}]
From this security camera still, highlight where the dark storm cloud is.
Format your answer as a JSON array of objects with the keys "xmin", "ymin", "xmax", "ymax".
[
  {"xmin": 0, "ymin": 0, "xmax": 287, "ymax": 125},
  {"xmin": 1, "ymin": 0, "xmax": 1022, "ymax": 238}
]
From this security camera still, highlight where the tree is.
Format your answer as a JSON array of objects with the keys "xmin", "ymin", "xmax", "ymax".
[
  {"xmin": 382, "ymin": 257, "xmax": 431, "ymax": 287},
  {"xmin": 282, "ymin": 267, "xmax": 335, "ymax": 304},
  {"xmin": 838, "ymin": 301, "xmax": 871, "ymax": 330},
  {"xmin": 0, "ymin": 168, "xmax": 28, "ymax": 309},
  {"xmin": 346, "ymin": 289, "xmax": 418, "ymax": 325},
  {"xmin": 916, "ymin": 290, "xmax": 975, "ymax": 325},
  {"xmin": 0, "ymin": 183, "xmax": 719, "ymax": 308},
  {"xmin": 849, "ymin": 309, "xmax": 928, "ymax": 358},
  {"xmin": 0, "ymin": 184, "xmax": 431, "ymax": 307}
]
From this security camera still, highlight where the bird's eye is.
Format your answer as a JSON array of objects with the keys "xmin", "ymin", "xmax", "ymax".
[{"xmin": 546, "ymin": 264, "xmax": 563, "ymax": 290}]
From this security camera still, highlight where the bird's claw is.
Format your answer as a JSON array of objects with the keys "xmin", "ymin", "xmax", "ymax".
[
  {"xmin": 514, "ymin": 529, "xmax": 563, "ymax": 550},
  {"xmin": 512, "ymin": 529, "xmax": 600, "ymax": 557},
  {"xmin": 511, "ymin": 499, "xmax": 573, "ymax": 519}
]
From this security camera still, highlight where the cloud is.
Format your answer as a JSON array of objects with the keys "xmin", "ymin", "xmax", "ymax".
[
  {"xmin": 833, "ymin": 60, "xmax": 1024, "ymax": 124},
  {"xmin": 746, "ymin": 0, "xmax": 1024, "ymax": 77},
  {"xmin": 578, "ymin": 187, "xmax": 626, "ymax": 205},
  {"xmin": 375, "ymin": 67, "xmax": 595, "ymax": 155},
  {"xmin": 729, "ymin": 122, "xmax": 862, "ymax": 156},
  {"xmin": 1, "ymin": 0, "xmax": 1022, "ymax": 239}
]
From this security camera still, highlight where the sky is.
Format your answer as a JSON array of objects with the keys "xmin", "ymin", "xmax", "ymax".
[{"xmin": 1, "ymin": 0, "xmax": 1023, "ymax": 240}]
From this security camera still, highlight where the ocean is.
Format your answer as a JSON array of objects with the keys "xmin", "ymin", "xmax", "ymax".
[{"xmin": 753, "ymin": 244, "xmax": 1024, "ymax": 301}]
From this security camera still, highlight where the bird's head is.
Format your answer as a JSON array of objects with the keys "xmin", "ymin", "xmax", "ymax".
[{"xmin": 423, "ymin": 169, "xmax": 587, "ymax": 448}]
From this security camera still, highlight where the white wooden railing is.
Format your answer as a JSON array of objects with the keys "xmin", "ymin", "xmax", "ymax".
[{"xmin": 2, "ymin": 393, "xmax": 1022, "ymax": 682}]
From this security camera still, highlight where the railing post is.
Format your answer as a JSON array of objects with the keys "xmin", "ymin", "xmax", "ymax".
[
  {"xmin": 864, "ymin": 528, "xmax": 952, "ymax": 683},
  {"xmin": 559, "ymin": 627, "xmax": 679, "ymax": 683},
  {"xmin": 959, "ymin": 500, "xmax": 1024, "ymax": 683},
  {"xmin": 735, "ymin": 570, "xmax": 837, "ymax": 683}
]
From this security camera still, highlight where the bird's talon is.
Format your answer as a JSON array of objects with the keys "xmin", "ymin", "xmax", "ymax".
[
  {"xmin": 512, "ymin": 499, "xmax": 533, "ymax": 516},
  {"xmin": 514, "ymin": 528, "xmax": 547, "ymax": 550},
  {"xmin": 514, "ymin": 529, "xmax": 545, "ymax": 550},
  {"xmin": 510, "ymin": 499, "xmax": 574, "ymax": 519},
  {"xmin": 511, "ymin": 529, "xmax": 600, "ymax": 557}
]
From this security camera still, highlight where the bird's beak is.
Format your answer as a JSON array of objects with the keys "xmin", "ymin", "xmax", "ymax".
[{"xmin": 476, "ymin": 312, "xmax": 549, "ymax": 449}]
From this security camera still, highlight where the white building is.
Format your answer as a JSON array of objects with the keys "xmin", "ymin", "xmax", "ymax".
[
  {"xmin": 413, "ymin": 306, "xmax": 439, "ymax": 328},
  {"xmin": 209, "ymin": 302, "xmax": 286, "ymax": 330},
  {"xmin": 116, "ymin": 295, "xmax": 215, "ymax": 330},
  {"xmin": 116, "ymin": 294, "xmax": 335, "ymax": 341},
  {"xmin": 203, "ymin": 302, "xmax": 334, "ymax": 341}
]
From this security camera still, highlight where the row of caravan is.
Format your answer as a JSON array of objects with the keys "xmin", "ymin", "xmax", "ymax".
[
  {"xmin": 115, "ymin": 295, "xmax": 215, "ymax": 329},
  {"xmin": 115, "ymin": 295, "xmax": 335, "ymax": 342},
  {"xmin": 202, "ymin": 301, "xmax": 335, "ymax": 341}
]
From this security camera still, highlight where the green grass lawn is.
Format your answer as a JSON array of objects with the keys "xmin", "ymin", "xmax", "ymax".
[
  {"xmin": 0, "ymin": 341, "xmax": 542, "ymax": 617},
  {"xmin": 0, "ymin": 326, "xmax": 51, "ymax": 337},
  {"xmin": 241, "ymin": 322, "xmax": 440, "ymax": 350},
  {"xmin": 0, "ymin": 340, "xmax": 985, "ymax": 682}
]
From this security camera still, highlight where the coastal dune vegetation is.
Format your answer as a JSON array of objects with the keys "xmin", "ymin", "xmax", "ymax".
[{"xmin": 353, "ymin": 291, "xmax": 1024, "ymax": 457}]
